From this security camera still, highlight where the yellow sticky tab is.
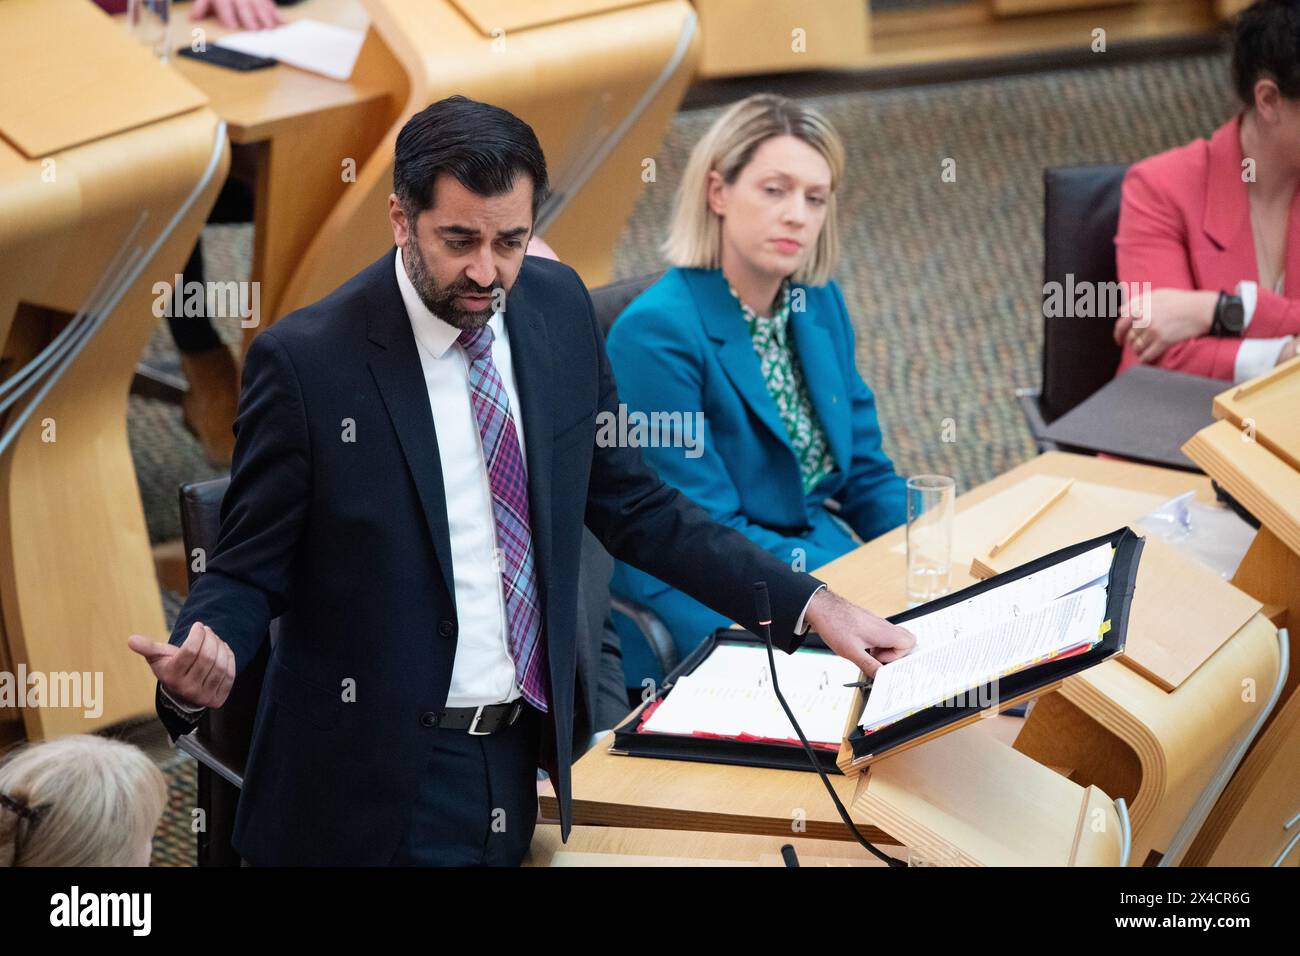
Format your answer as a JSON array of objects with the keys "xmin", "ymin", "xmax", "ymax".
[{"xmin": 1099, "ymin": 619, "xmax": 1112, "ymax": 637}]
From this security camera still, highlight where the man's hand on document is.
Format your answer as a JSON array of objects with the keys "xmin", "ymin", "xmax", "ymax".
[{"xmin": 804, "ymin": 589, "xmax": 916, "ymax": 677}]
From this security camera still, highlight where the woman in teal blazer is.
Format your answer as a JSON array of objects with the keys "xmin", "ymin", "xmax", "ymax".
[{"xmin": 606, "ymin": 94, "xmax": 906, "ymax": 683}]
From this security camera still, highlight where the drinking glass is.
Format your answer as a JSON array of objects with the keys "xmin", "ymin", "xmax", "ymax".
[{"xmin": 906, "ymin": 474, "xmax": 955, "ymax": 606}]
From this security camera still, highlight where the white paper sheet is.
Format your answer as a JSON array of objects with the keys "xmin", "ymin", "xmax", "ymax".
[
  {"xmin": 900, "ymin": 541, "xmax": 1113, "ymax": 653},
  {"xmin": 215, "ymin": 20, "xmax": 366, "ymax": 81},
  {"xmin": 860, "ymin": 582, "xmax": 1109, "ymax": 732},
  {"xmin": 642, "ymin": 643, "xmax": 859, "ymax": 746}
]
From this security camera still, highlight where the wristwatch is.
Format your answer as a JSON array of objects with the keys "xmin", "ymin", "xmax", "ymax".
[{"xmin": 1211, "ymin": 291, "xmax": 1245, "ymax": 337}]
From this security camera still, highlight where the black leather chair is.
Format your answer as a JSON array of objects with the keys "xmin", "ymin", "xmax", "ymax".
[
  {"xmin": 1019, "ymin": 164, "xmax": 1130, "ymax": 450},
  {"xmin": 584, "ymin": 271, "xmax": 680, "ymax": 678},
  {"xmin": 175, "ymin": 475, "xmax": 268, "ymax": 867}
]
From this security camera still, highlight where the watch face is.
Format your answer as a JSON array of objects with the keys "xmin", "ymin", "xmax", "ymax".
[{"xmin": 1222, "ymin": 297, "xmax": 1246, "ymax": 333}]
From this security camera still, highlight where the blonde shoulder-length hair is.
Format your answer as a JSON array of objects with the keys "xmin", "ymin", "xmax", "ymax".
[
  {"xmin": 0, "ymin": 734, "xmax": 168, "ymax": 867},
  {"xmin": 661, "ymin": 93, "xmax": 846, "ymax": 287}
]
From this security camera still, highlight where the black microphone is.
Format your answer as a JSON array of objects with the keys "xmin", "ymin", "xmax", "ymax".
[
  {"xmin": 753, "ymin": 581, "xmax": 772, "ymax": 628},
  {"xmin": 780, "ymin": 844, "xmax": 800, "ymax": 868},
  {"xmin": 752, "ymin": 581, "xmax": 906, "ymax": 868}
]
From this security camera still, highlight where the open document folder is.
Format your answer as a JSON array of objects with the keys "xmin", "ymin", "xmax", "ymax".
[
  {"xmin": 639, "ymin": 642, "xmax": 859, "ymax": 747},
  {"xmin": 840, "ymin": 526, "xmax": 1144, "ymax": 771},
  {"xmin": 860, "ymin": 539, "xmax": 1114, "ymax": 733},
  {"xmin": 610, "ymin": 528, "xmax": 1143, "ymax": 774}
]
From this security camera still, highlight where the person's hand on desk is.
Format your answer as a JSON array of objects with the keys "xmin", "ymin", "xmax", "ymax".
[
  {"xmin": 803, "ymin": 589, "xmax": 915, "ymax": 676},
  {"xmin": 190, "ymin": 0, "xmax": 283, "ymax": 31},
  {"xmin": 128, "ymin": 621, "xmax": 236, "ymax": 710},
  {"xmin": 1113, "ymin": 288, "xmax": 1217, "ymax": 363}
]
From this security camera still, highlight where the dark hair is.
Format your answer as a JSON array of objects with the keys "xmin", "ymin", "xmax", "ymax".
[
  {"xmin": 1231, "ymin": 0, "xmax": 1300, "ymax": 106},
  {"xmin": 393, "ymin": 95, "xmax": 550, "ymax": 222}
]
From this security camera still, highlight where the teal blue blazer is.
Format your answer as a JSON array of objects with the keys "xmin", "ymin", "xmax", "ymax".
[{"xmin": 606, "ymin": 267, "xmax": 906, "ymax": 678}]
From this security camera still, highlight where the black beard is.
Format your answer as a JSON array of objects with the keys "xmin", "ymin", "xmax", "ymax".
[{"xmin": 403, "ymin": 235, "xmax": 502, "ymax": 332}]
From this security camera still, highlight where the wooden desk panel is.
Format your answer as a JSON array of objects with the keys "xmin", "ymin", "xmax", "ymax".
[
  {"xmin": 526, "ymin": 824, "xmax": 897, "ymax": 866},
  {"xmin": 552, "ymin": 453, "xmax": 1279, "ymax": 865}
]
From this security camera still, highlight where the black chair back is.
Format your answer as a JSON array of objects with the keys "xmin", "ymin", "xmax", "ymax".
[
  {"xmin": 589, "ymin": 271, "xmax": 663, "ymax": 337},
  {"xmin": 1040, "ymin": 164, "xmax": 1129, "ymax": 423},
  {"xmin": 178, "ymin": 476, "xmax": 271, "ymax": 866}
]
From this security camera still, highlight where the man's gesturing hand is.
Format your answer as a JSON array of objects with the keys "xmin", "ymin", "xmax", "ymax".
[
  {"xmin": 804, "ymin": 589, "xmax": 915, "ymax": 678},
  {"xmin": 127, "ymin": 622, "xmax": 236, "ymax": 710}
]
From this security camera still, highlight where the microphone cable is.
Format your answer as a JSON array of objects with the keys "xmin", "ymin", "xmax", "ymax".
[{"xmin": 753, "ymin": 581, "xmax": 907, "ymax": 868}]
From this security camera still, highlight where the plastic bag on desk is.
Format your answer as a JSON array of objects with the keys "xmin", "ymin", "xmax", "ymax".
[{"xmin": 1136, "ymin": 491, "xmax": 1257, "ymax": 580}]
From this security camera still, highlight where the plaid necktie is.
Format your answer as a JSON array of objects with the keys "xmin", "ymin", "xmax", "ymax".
[{"xmin": 457, "ymin": 324, "xmax": 548, "ymax": 712}]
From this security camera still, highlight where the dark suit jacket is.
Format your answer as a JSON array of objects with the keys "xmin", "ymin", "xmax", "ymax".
[{"xmin": 158, "ymin": 250, "xmax": 823, "ymax": 865}]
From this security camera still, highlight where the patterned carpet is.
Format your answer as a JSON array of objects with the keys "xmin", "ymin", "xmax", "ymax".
[{"xmin": 120, "ymin": 50, "xmax": 1235, "ymax": 865}]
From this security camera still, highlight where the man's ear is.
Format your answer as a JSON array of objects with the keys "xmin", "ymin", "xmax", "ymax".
[{"xmin": 389, "ymin": 194, "xmax": 410, "ymax": 247}]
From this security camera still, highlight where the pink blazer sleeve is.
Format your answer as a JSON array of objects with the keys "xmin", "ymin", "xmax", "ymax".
[
  {"xmin": 1247, "ymin": 286, "xmax": 1300, "ymax": 338},
  {"xmin": 1114, "ymin": 161, "xmax": 1241, "ymax": 380}
]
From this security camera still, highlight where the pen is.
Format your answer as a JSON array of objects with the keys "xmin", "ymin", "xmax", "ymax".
[{"xmin": 843, "ymin": 680, "xmax": 873, "ymax": 690}]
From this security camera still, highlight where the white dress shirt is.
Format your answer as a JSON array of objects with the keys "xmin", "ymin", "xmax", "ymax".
[
  {"xmin": 394, "ymin": 248, "xmax": 525, "ymax": 708},
  {"xmin": 395, "ymin": 250, "xmax": 819, "ymax": 699},
  {"xmin": 1234, "ymin": 277, "xmax": 1295, "ymax": 384}
]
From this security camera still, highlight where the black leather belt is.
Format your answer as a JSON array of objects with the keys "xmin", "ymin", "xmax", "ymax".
[{"xmin": 434, "ymin": 700, "xmax": 525, "ymax": 735}]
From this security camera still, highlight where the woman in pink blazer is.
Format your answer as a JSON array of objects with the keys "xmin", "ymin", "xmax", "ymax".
[{"xmin": 1113, "ymin": 0, "xmax": 1300, "ymax": 382}]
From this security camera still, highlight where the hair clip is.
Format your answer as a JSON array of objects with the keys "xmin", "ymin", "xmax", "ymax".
[{"xmin": 0, "ymin": 792, "xmax": 43, "ymax": 825}]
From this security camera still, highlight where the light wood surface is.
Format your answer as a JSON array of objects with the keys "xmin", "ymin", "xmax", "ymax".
[
  {"xmin": 0, "ymin": 4, "xmax": 229, "ymax": 738},
  {"xmin": 526, "ymin": 824, "xmax": 900, "ymax": 866},
  {"xmin": 977, "ymin": 527, "xmax": 1262, "ymax": 693},
  {"xmin": 991, "ymin": 0, "xmax": 1133, "ymax": 18},
  {"xmin": 166, "ymin": 0, "xmax": 393, "ymax": 143},
  {"xmin": 872, "ymin": 0, "xmax": 1217, "ymax": 70},
  {"xmin": 161, "ymin": 0, "xmax": 404, "ymax": 335},
  {"xmin": 0, "ymin": 0, "xmax": 208, "ymax": 158},
  {"xmin": 562, "ymin": 452, "xmax": 1278, "ymax": 864},
  {"xmin": 820, "ymin": 452, "xmax": 1283, "ymax": 866},
  {"xmin": 269, "ymin": 0, "xmax": 700, "ymax": 338},
  {"xmin": 542, "ymin": 732, "xmax": 891, "ymax": 843},
  {"xmin": 1210, "ymin": 354, "xmax": 1300, "ymax": 480},
  {"xmin": 693, "ymin": 0, "xmax": 1220, "ymax": 76},
  {"xmin": 854, "ymin": 720, "xmax": 1123, "ymax": 866},
  {"xmin": 692, "ymin": 0, "xmax": 870, "ymax": 78},
  {"xmin": 449, "ymin": 0, "xmax": 658, "ymax": 35},
  {"xmin": 1177, "ymin": 367, "xmax": 1300, "ymax": 866},
  {"xmin": 988, "ymin": 477, "xmax": 1073, "ymax": 556},
  {"xmin": 904, "ymin": 473, "xmax": 1167, "ymax": 580}
]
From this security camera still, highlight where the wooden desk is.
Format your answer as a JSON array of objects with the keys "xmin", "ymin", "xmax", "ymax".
[
  {"xmin": 819, "ymin": 452, "xmax": 1282, "ymax": 866},
  {"xmin": 163, "ymin": 0, "xmax": 404, "ymax": 333},
  {"xmin": 526, "ymin": 824, "xmax": 897, "ymax": 866},
  {"xmin": 544, "ymin": 452, "xmax": 1280, "ymax": 865},
  {"xmin": 0, "ymin": 0, "xmax": 229, "ymax": 739}
]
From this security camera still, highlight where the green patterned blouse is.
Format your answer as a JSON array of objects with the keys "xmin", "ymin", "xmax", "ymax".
[{"xmin": 726, "ymin": 277, "xmax": 837, "ymax": 494}]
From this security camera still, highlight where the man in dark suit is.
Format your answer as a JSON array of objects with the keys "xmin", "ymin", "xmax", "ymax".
[{"xmin": 128, "ymin": 96, "xmax": 913, "ymax": 866}]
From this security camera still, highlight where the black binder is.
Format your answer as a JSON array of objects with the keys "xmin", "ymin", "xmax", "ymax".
[
  {"xmin": 611, "ymin": 629, "xmax": 845, "ymax": 773},
  {"xmin": 842, "ymin": 526, "xmax": 1143, "ymax": 768},
  {"xmin": 611, "ymin": 527, "xmax": 1144, "ymax": 776}
]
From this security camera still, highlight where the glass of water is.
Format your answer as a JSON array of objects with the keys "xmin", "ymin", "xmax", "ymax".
[
  {"xmin": 126, "ymin": 0, "xmax": 171, "ymax": 61},
  {"xmin": 906, "ymin": 474, "xmax": 955, "ymax": 606}
]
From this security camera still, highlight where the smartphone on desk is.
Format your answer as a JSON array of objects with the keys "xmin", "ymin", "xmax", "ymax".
[{"xmin": 177, "ymin": 45, "xmax": 277, "ymax": 72}]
